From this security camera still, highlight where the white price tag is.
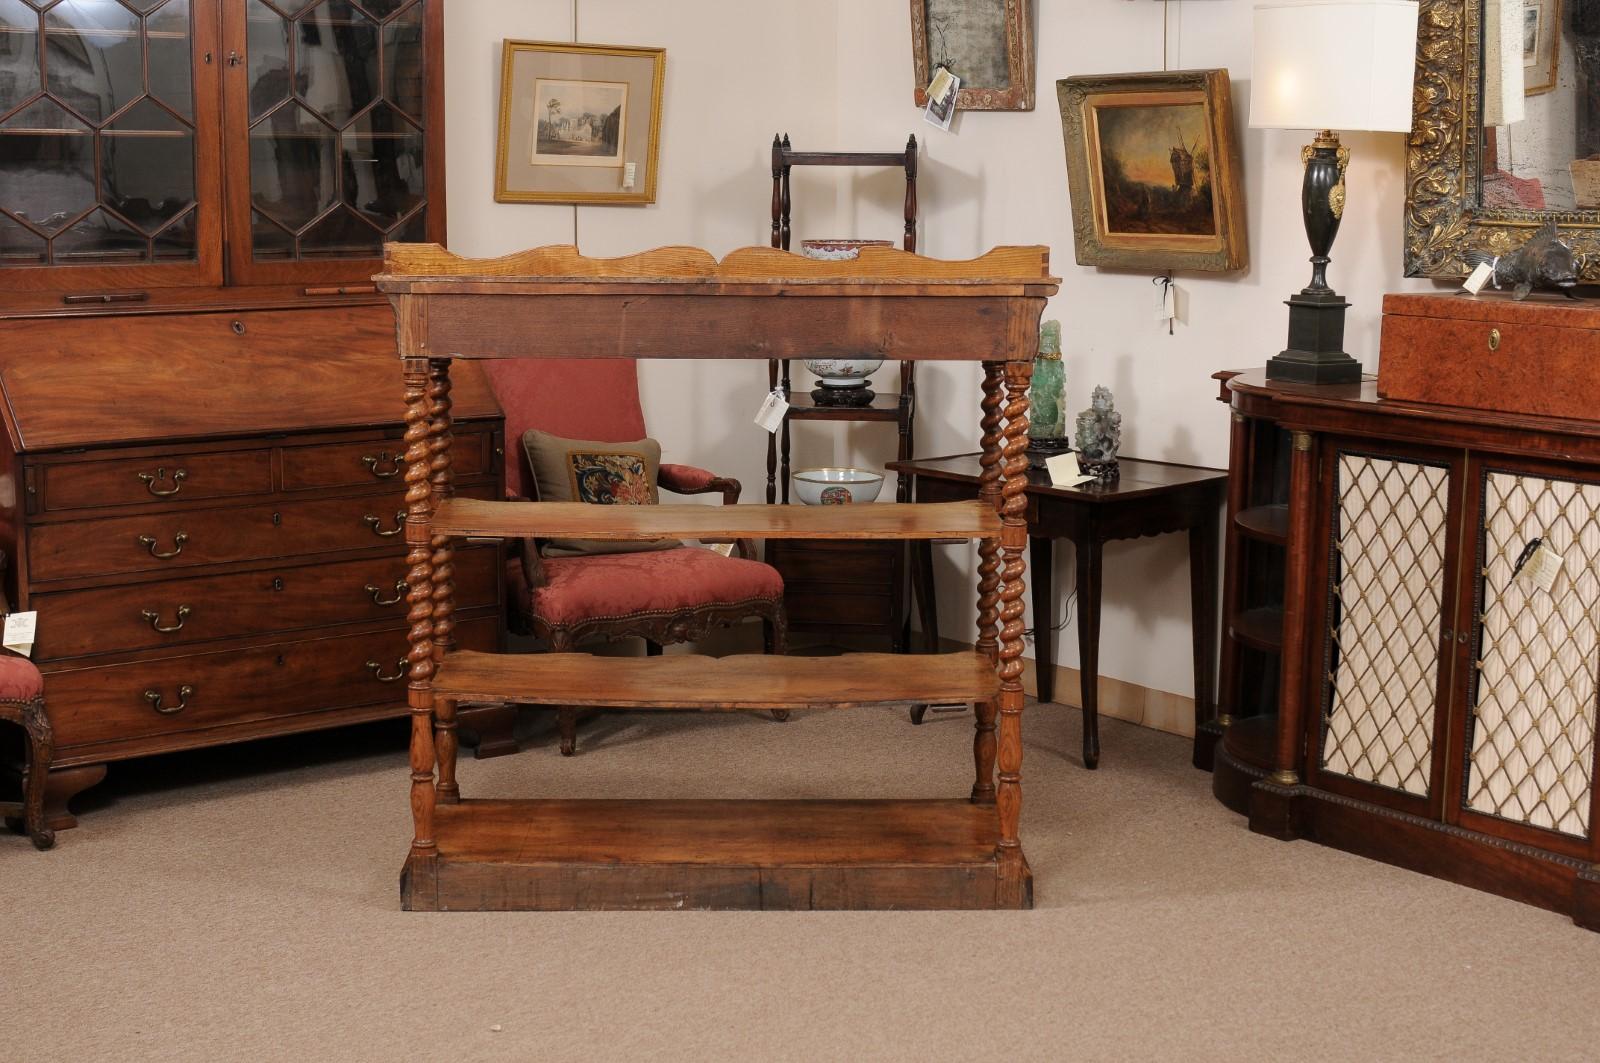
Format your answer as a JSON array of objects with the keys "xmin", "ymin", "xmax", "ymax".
[
  {"xmin": 4, "ymin": 610, "xmax": 36, "ymax": 657},
  {"xmin": 707, "ymin": 542, "xmax": 736, "ymax": 558},
  {"xmin": 1045, "ymin": 452, "xmax": 1096, "ymax": 488},
  {"xmin": 754, "ymin": 389, "xmax": 789, "ymax": 434},
  {"xmin": 623, "ymin": 162, "xmax": 637, "ymax": 191},
  {"xmin": 1462, "ymin": 260, "xmax": 1495, "ymax": 295},
  {"xmin": 1157, "ymin": 280, "xmax": 1176, "ymax": 323},
  {"xmin": 1517, "ymin": 542, "xmax": 1565, "ymax": 594}
]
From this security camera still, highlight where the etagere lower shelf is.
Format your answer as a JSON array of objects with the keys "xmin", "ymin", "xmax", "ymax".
[{"xmin": 377, "ymin": 242, "xmax": 1059, "ymax": 912}]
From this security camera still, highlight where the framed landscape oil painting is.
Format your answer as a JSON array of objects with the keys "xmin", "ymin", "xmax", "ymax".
[
  {"xmin": 1057, "ymin": 69, "xmax": 1246, "ymax": 272},
  {"xmin": 496, "ymin": 41, "xmax": 665, "ymax": 205}
]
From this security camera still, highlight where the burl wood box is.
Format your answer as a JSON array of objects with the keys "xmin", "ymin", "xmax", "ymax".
[{"xmin": 1379, "ymin": 292, "xmax": 1600, "ymax": 419}]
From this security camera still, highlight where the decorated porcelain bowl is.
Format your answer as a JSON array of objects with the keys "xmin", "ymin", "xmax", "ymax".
[
  {"xmin": 799, "ymin": 238, "xmax": 893, "ymax": 261},
  {"xmin": 792, "ymin": 467, "xmax": 885, "ymax": 506},
  {"xmin": 802, "ymin": 355, "xmax": 885, "ymax": 389}
]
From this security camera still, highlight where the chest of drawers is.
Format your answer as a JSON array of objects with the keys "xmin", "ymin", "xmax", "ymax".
[{"xmin": 0, "ymin": 304, "xmax": 505, "ymax": 833}]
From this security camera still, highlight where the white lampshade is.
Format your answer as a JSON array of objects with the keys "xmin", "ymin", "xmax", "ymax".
[{"xmin": 1250, "ymin": 0, "xmax": 1419, "ymax": 133}]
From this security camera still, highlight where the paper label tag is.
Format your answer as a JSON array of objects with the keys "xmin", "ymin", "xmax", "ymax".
[
  {"xmin": 707, "ymin": 542, "xmax": 736, "ymax": 558},
  {"xmin": 623, "ymin": 162, "xmax": 636, "ymax": 191},
  {"xmin": 1517, "ymin": 542, "xmax": 1564, "ymax": 594},
  {"xmin": 1462, "ymin": 260, "xmax": 1495, "ymax": 295},
  {"xmin": 1157, "ymin": 280, "xmax": 1176, "ymax": 323},
  {"xmin": 923, "ymin": 67, "xmax": 960, "ymax": 131},
  {"xmin": 754, "ymin": 389, "xmax": 789, "ymax": 434},
  {"xmin": 1045, "ymin": 452, "xmax": 1096, "ymax": 488},
  {"xmin": 4, "ymin": 610, "xmax": 36, "ymax": 657}
]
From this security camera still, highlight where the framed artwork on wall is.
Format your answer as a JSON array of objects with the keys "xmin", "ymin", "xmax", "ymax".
[
  {"xmin": 495, "ymin": 41, "xmax": 666, "ymax": 205},
  {"xmin": 1523, "ymin": 0, "xmax": 1561, "ymax": 96},
  {"xmin": 910, "ymin": 0, "xmax": 1035, "ymax": 111},
  {"xmin": 1056, "ymin": 69, "xmax": 1247, "ymax": 273}
]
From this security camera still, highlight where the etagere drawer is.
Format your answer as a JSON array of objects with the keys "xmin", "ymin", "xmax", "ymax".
[
  {"xmin": 281, "ymin": 431, "xmax": 495, "ymax": 491},
  {"xmin": 41, "ymin": 449, "xmax": 274, "ymax": 511},
  {"xmin": 27, "ymin": 484, "xmax": 494, "ymax": 581},
  {"xmin": 43, "ymin": 616, "xmax": 499, "ymax": 749},
  {"xmin": 30, "ymin": 546, "xmax": 500, "ymax": 659}
]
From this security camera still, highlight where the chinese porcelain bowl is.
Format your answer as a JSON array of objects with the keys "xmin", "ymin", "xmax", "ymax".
[{"xmin": 792, "ymin": 467, "xmax": 885, "ymax": 506}]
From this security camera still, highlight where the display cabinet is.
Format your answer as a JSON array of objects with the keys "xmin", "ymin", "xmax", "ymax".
[
  {"xmin": 1211, "ymin": 370, "xmax": 1600, "ymax": 929},
  {"xmin": 0, "ymin": 0, "xmax": 443, "ymax": 305}
]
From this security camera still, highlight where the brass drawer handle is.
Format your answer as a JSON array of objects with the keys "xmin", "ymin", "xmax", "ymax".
[
  {"xmin": 136, "ymin": 466, "xmax": 187, "ymax": 497},
  {"xmin": 141, "ymin": 604, "xmax": 192, "ymax": 633},
  {"xmin": 366, "ymin": 658, "xmax": 410, "ymax": 683},
  {"xmin": 362, "ymin": 451, "xmax": 403, "ymax": 479},
  {"xmin": 137, "ymin": 532, "xmax": 189, "ymax": 559},
  {"xmin": 365, "ymin": 579, "xmax": 406, "ymax": 607},
  {"xmin": 1488, "ymin": 328, "xmax": 1501, "ymax": 351},
  {"xmin": 364, "ymin": 511, "xmax": 405, "ymax": 538},
  {"xmin": 144, "ymin": 684, "xmax": 194, "ymax": 715}
]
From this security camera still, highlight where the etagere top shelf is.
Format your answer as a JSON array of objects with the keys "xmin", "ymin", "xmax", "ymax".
[{"xmin": 376, "ymin": 243, "xmax": 1058, "ymax": 363}]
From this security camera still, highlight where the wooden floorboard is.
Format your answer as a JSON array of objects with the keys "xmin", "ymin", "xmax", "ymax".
[{"xmin": 432, "ymin": 650, "xmax": 999, "ymax": 709}]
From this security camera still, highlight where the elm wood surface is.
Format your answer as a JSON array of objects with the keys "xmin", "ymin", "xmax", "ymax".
[
  {"xmin": 0, "ymin": 308, "xmax": 505, "ymax": 833},
  {"xmin": 433, "ymin": 498, "xmax": 997, "ymax": 541},
  {"xmin": 888, "ymin": 453, "xmax": 1226, "ymax": 770},
  {"xmin": 402, "ymin": 799, "xmax": 1028, "ymax": 912},
  {"xmin": 382, "ymin": 243, "xmax": 1053, "ymax": 912},
  {"xmin": 433, "ymin": 650, "xmax": 998, "ymax": 709},
  {"xmin": 1211, "ymin": 367, "xmax": 1600, "ymax": 928},
  {"xmin": 1378, "ymin": 292, "xmax": 1600, "ymax": 421}
]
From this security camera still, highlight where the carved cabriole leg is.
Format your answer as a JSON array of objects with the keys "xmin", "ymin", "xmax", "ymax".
[
  {"xmin": 19, "ymin": 697, "xmax": 54, "ymax": 849},
  {"xmin": 427, "ymin": 359, "xmax": 459, "ymax": 803},
  {"xmin": 995, "ymin": 359, "xmax": 1033, "ymax": 903},
  {"xmin": 972, "ymin": 361, "xmax": 1005, "ymax": 803},
  {"xmin": 401, "ymin": 356, "xmax": 437, "ymax": 859}
]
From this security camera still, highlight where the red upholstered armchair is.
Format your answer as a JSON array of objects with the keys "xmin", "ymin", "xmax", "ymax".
[{"xmin": 480, "ymin": 358, "xmax": 787, "ymax": 756}]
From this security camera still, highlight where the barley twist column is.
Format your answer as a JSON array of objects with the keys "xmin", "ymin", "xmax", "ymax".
[
  {"xmin": 427, "ymin": 359, "xmax": 459, "ymax": 803},
  {"xmin": 972, "ymin": 361, "xmax": 1005, "ymax": 803},
  {"xmin": 402, "ymin": 356, "xmax": 437, "ymax": 857},
  {"xmin": 995, "ymin": 359, "xmax": 1032, "ymax": 901}
]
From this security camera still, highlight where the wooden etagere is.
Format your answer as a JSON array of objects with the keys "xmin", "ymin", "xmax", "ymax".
[{"xmin": 376, "ymin": 242, "xmax": 1058, "ymax": 912}]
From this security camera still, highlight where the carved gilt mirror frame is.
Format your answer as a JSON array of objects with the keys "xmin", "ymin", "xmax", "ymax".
[{"xmin": 1406, "ymin": 0, "xmax": 1600, "ymax": 278}]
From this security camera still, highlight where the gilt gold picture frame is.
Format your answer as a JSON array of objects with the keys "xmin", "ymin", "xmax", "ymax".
[{"xmin": 495, "ymin": 41, "xmax": 665, "ymax": 205}]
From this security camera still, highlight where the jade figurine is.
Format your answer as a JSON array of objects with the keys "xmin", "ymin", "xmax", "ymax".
[
  {"xmin": 1027, "ymin": 320, "xmax": 1069, "ymax": 464},
  {"xmin": 1074, "ymin": 385, "xmax": 1122, "ymax": 482}
]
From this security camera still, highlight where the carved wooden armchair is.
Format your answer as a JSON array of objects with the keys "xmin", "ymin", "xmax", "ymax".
[
  {"xmin": 479, "ymin": 358, "xmax": 787, "ymax": 756},
  {"xmin": 0, "ymin": 551, "xmax": 53, "ymax": 850}
]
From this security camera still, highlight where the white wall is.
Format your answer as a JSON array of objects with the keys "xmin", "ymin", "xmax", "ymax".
[{"xmin": 445, "ymin": 0, "xmax": 1433, "ymax": 702}]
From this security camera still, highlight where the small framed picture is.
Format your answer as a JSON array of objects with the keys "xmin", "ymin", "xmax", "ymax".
[
  {"xmin": 495, "ymin": 41, "xmax": 665, "ymax": 205},
  {"xmin": 910, "ymin": 0, "xmax": 1034, "ymax": 112},
  {"xmin": 1056, "ymin": 69, "xmax": 1247, "ymax": 273},
  {"xmin": 1523, "ymin": 0, "xmax": 1561, "ymax": 96}
]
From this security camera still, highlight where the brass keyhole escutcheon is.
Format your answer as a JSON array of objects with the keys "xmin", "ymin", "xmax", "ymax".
[{"xmin": 1488, "ymin": 328, "xmax": 1501, "ymax": 351}]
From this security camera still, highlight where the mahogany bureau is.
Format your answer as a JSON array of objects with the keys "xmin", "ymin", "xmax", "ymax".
[{"xmin": 0, "ymin": 304, "xmax": 504, "ymax": 833}]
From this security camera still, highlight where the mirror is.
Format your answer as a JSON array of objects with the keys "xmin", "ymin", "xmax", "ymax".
[
  {"xmin": 1479, "ymin": 0, "xmax": 1600, "ymax": 212},
  {"xmin": 1406, "ymin": 0, "xmax": 1600, "ymax": 279}
]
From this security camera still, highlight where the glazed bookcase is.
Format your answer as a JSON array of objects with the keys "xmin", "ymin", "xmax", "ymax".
[{"xmin": 375, "ymin": 242, "xmax": 1058, "ymax": 911}]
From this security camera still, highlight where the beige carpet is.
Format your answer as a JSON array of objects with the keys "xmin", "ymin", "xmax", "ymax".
[{"xmin": 4, "ymin": 701, "xmax": 1599, "ymax": 1063}]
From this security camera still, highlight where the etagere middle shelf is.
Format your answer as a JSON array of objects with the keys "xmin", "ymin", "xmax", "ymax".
[{"xmin": 375, "ymin": 241, "xmax": 1058, "ymax": 912}]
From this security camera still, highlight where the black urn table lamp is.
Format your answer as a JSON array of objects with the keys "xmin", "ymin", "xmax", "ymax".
[{"xmin": 1250, "ymin": 0, "xmax": 1419, "ymax": 385}]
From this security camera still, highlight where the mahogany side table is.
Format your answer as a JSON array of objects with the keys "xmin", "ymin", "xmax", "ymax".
[{"xmin": 889, "ymin": 453, "xmax": 1226, "ymax": 769}]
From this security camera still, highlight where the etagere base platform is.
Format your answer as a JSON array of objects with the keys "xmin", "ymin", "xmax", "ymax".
[
  {"xmin": 402, "ymin": 799, "xmax": 1032, "ymax": 911},
  {"xmin": 377, "ymin": 243, "xmax": 1059, "ymax": 913}
]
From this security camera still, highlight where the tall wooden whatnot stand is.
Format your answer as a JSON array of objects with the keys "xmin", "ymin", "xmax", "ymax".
[{"xmin": 379, "ymin": 243, "xmax": 1057, "ymax": 911}]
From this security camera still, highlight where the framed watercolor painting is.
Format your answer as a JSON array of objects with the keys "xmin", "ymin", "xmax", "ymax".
[
  {"xmin": 1056, "ymin": 69, "xmax": 1247, "ymax": 272},
  {"xmin": 1522, "ymin": 0, "xmax": 1561, "ymax": 96},
  {"xmin": 910, "ymin": 0, "xmax": 1034, "ymax": 111},
  {"xmin": 495, "ymin": 41, "xmax": 665, "ymax": 205}
]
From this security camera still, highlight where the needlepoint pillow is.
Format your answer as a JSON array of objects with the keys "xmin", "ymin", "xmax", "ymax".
[{"xmin": 521, "ymin": 428, "xmax": 681, "ymax": 557}]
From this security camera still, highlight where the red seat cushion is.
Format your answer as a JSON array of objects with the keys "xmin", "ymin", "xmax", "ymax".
[
  {"xmin": 0, "ymin": 653, "xmax": 44, "ymax": 701},
  {"xmin": 525, "ymin": 547, "xmax": 782, "ymax": 629}
]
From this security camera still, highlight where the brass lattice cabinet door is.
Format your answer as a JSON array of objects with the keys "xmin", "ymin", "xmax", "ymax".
[
  {"xmin": 1321, "ymin": 451, "xmax": 1452, "ymax": 798},
  {"xmin": 1465, "ymin": 470, "xmax": 1600, "ymax": 839}
]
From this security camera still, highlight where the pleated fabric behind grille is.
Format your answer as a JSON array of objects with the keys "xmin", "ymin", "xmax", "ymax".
[
  {"xmin": 1321, "ymin": 453, "xmax": 1450, "ymax": 797},
  {"xmin": 1467, "ymin": 471, "xmax": 1600, "ymax": 837}
]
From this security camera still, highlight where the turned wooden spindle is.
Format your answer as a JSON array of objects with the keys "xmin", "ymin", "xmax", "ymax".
[
  {"xmin": 972, "ymin": 361, "xmax": 1006, "ymax": 803},
  {"xmin": 902, "ymin": 133, "xmax": 918, "ymax": 252},
  {"xmin": 401, "ymin": 354, "xmax": 438, "ymax": 856},
  {"xmin": 427, "ymin": 358, "xmax": 459, "ymax": 802},
  {"xmin": 995, "ymin": 360, "xmax": 1032, "ymax": 892}
]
